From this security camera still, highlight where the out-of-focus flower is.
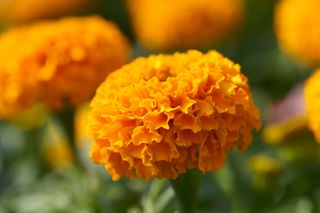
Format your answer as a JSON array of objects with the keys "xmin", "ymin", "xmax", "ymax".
[
  {"xmin": 75, "ymin": 103, "xmax": 91, "ymax": 147},
  {"xmin": 275, "ymin": 0, "xmax": 320, "ymax": 66},
  {"xmin": 0, "ymin": 16, "xmax": 130, "ymax": 118},
  {"xmin": 42, "ymin": 121, "xmax": 73, "ymax": 169},
  {"xmin": 127, "ymin": 0, "xmax": 244, "ymax": 50},
  {"xmin": 75, "ymin": 103, "xmax": 94, "ymax": 167},
  {"xmin": 0, "ymin": 59, "xmax": 37, "ymax": 118},
  {"xmin": 263, "ymin": 83, "xmax": 320, "ymax": 164},
  {"xmin": 249, "ymin": 155, "xmax": 283, "ymax": 175},
  {"xmin": 263, "ymin": 116, "xmax": 308, "ymax": 145},
  {"xmin": 89, "ymin": 50, "xmax": 260, "ymax": 180},
  {"xmin": 249, "ymin": 155, "xmax": 283, "ymax": 194},
  {"xmin": 305, "ymin": 70, "xmax": 320, "ymax": 143},
  {"xmin": 266, "ymin": 84, "xmax": 305, "ymax": 125},
  {"xmin": 0, "ymin": 0, "xmax": 90, "ymax": 23},
  {"xmin": 263, "ymin": 84, "xmax": 307, "ymax": 145}
]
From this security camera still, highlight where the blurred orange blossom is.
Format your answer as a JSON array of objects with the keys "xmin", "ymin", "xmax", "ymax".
[
  {"xmin": 0, "ymin": 16, "xmax": 130, "ymax": 118},
  {"xmin": 127, "ymin": 0, "xmax": 244, "ymax": 50}
]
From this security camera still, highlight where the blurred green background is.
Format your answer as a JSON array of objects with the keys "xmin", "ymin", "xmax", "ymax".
[{"xmin": 0, "ymin": 0, "xmax": 319, "ymax": 212}]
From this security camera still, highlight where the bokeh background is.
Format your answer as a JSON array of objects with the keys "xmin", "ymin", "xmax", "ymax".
[{"xmin": 0, "ymin": 0, "xmax": 319, "ymax": 212}]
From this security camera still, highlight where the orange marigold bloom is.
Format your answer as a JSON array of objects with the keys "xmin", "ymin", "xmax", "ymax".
[
  {"xmin": 0, "ymin": 16, "xmax": 130, "ymax": 118},
  {"xmin": 89, "ymin": 50, "xmax": 260, "ymax": 180},
  {"xmin": 275, "ymin": 0, "xmax": 320, "ymax": 66},
  {"xmin": 127, "ymin": 0, "xmax": 244, "ymax": 50},
  {"xmin": 0, "ymin": 0, "xmax": 89, "ymax": 23},
  {"xmin": 305, "ymin": 70, "xmax": 320, "ymax": 143}
]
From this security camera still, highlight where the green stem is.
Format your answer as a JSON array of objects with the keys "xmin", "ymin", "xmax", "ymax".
[
  {"xmin": 25, "ymin": 125, "xmax": 46, "ymax": 174},
  {"xmin": 170, "ymin": 169, "xmax": 201, "ymax": 213},
  {"xmin": 55, "ymin": 107, "xmax": 83, "ymax": 169}
]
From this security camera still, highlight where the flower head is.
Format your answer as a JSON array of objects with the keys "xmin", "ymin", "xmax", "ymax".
[
  {"xmin": 275, "ymin": 0, "xmax": 320, "ymax": 66},
  {"xmin": 0, "ymin": 16, "xmax": 130, "ymax": 118},
  {"xmin": 89, "ymin": 50, "xmax": 260, "ymax": 180},
  {"xmin": 0, "ymin": 0, "xmax": 89, "ymax": 23},
  {"xmin": 127, "ymin": 0, "xmax": 244, "ymax": 50},
  {"xmin": 305, "ymin": 70, "xmax": 320, "ymax": 142}
]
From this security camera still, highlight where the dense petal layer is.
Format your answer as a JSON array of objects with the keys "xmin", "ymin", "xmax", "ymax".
[{"xmin": 89, "ymin": 50, "xmax": 260, "ymax": 180}]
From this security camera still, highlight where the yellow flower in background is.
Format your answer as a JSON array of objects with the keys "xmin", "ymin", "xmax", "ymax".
[
  {"xmin": 42, "ymin": 121, "xmax": 74, "ymax": 169},
  {"xmin": 262, "ymin": 84, "xmax": 320, "ymax": 164},
  {"xmin": 89, "ymin": 50, "xmax": 260, "ymax": 180},
  {"xmin": 249, "ymin": 155, "xmax": 282, "ymax": 175},
  {"xmin": 263, "ymin": 116, "xmax": 308, "ymax": 145},
  {"xmin": 127, "ymin": 0, "xmax": 244, "ymax": 50},
  {"xmin": 262, "ymin": 84, "xmax": 307, "ymax": 145},
  {"xmin": 0, "ymin": 16, "xmax": 130, "ymax": 118},
  {"xmin": 275, "ymin": 0, "xmax": 320, "ymax": 66},
  {"xmin": 0, "ymin": 60, "xmax": 38, "ymax": 119},
  {"xmin": 0, "ymin": 0, "xmax": 89, "ymax": 23},
  {"xmin": 75, "ymin": 103, "xmax": 92, "ymax": 147},
  {"xmin": 249, "ymin": 155, "xmax": 283, "ymax": 193},
  {"xmin": 305, "ymin": 70, "xmax": 320, "ymax": 143},
  {"xmin": 75, "ymin": 103, "xmax": 94, "ymax": 167}
]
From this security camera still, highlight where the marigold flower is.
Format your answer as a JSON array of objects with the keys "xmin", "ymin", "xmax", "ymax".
[
  {"xmin": 127, "ymin": 0, "xmax": 244, "ymax": 50},
  {"xmin": 275, "ymin": 0, "xmax": 320, "ymax": 66},
  {"xmin": 89, "ymin": 50, "xmax": 260, "ymax": 180},
  {"xmin": 0, "ymin": 0, "xmax": 89, "ymax": 23},
  {"xmin": 305, "ymin": 70, "xmax": 320, "ymax": 143},
  {"xmin": 0, "ymin": 16, "xmax": 130, "ymax": 118},
  {"xmin": 0, "ymin": 62, "xmax": 37, "ymax": 118}
]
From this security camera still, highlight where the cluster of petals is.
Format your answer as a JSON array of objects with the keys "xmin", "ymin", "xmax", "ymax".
[
  {"xmin": 89, "ymin": 50, "xmax": 260, "ymax": 180},
  {"xmin": 127, "ymin": 0, "xmax": 244, "ymax": 50},
  {"xmin": 0, "ymin": 16, "xmax": 130, "ymax": 118},
  {"xmin": 305, "ymin": 70, "xmax": 320, "ymax": 143},
  {"xmin": 275, "ymin": 0, "xmax": 320, "ymax": 66},
  {"xmin": 0, "ymin": 0, "xmax": 89, "ymax": 23}
]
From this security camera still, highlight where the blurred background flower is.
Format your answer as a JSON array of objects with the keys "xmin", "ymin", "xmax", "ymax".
[
  {"xmin": 249, "ymin": 154, "xmax": 283, "ymax": 194},
  {"xmin": 127, "ymin": 0, "xmax": 244, "ymax": 51},
  {"xmin": 305, "ymin": 70, "xmax": 320, "ymax": 143},
  {"xmin": 42, "ymin": 120, "xmax": 74, "ymax": 169},
  {"xmin": 0, "ymin": 0, "xmax": 91, "ymax": 23},
  {"xmin": 263, "ymin": 84, "xmax": 306, "ymax": 145},
  {"xmin": 274, "ymin": 0, "xmax": 320, "ymax": 67},
  {"xmin": 0, "ymin": 15, "xmax": 130, "ymax": 118}
]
